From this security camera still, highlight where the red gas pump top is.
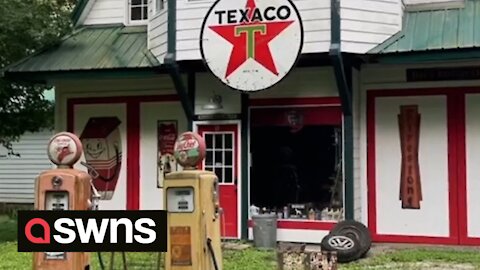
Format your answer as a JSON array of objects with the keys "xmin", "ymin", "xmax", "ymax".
[
  {"xmin": 173, "ymin": 132, "xmax": 206, "ymax": 169},
  {"xmin": 47, "ymin": 132, "xmax": 83, "ymax": 167}
]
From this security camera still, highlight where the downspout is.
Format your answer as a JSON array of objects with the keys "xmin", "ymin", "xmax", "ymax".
[
  {"xmin": 240, "ymin": 93, "xmax": 249, "ymax": 240},
  {"xmin": 164, "ymin": 0, "xmax": 194, "ymax": 127},
  {"xmin": 329, "ymin": 0, "xmax": 354, "ymax": 220}
]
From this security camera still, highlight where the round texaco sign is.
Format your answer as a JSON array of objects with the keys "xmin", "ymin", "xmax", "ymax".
[{"xmin": 200, "ymin": 0, "xmax": 304, "ymax": 92}]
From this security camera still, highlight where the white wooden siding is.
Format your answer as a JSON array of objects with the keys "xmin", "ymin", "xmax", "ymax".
[
  {"xmin": 84, "ymin": 0, "xmax": 125, "ymax": 25},
  {"xmin": 341, "ymin": 0, "xmax": 402, "ymax": 53},
  {"xmin": 0, "ymin": 131, "xmax": 53, "ymax": 204},
  {"xmin": 148, "ymin": 1, "xmax": 169, "ymax": 62},
  {"xmin": 174, "ymin": 0, "xmax": 331, "ymax": 61}
]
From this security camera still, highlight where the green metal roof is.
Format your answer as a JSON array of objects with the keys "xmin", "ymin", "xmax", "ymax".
[
  {"xmin": 370, "ymin": 0, "xmax": 480, "ymax": 54},
  {"xmin": 5, "ymin": 25, "xmax": 159, "ymax": 73}
]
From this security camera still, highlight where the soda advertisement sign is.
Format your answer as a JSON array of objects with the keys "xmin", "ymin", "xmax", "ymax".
[{"xmin": 200, "ymin": 0, "xmax": 304, "ymax": 92}]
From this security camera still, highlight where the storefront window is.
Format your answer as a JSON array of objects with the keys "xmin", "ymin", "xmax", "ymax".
[{"xmin": 249, "ymin": 106, "xmax": 344, "ymax": 222}]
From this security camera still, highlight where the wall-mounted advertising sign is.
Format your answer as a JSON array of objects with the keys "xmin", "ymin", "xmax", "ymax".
[{"xmin": 200, "ymin": 0, "xmax": 304, "ymax": 92}]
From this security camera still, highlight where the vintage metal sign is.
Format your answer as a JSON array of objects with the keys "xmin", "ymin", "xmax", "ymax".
[
  {"xmin": 398, "ymin": 105, "xmax": 422, "ymax": 210},
  {"xmin": 200, "ymin": 0, "xmax": 304, "ymax": 92},
  {"xmin": 170, "ymin": 226, "xmax": 192, "ymax": 266},
  {"xmin": 47, "ymin": 132, "xmax": 82, "ymax": 166},
  {"xmin": 173, "ymin": 132, "xmax": 206, "ymax": 168}
]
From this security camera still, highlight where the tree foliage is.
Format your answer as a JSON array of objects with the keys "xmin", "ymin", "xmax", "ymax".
[{"xmin": 0, "ymin": 0, "xmax": 75, "ymax": 155}]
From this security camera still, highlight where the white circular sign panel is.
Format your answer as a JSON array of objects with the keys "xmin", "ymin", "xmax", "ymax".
[
  {"xmin": 200, "ymin": 0, "xmax": 304, "ymax": 92},
  {"xmin": 47, "ymin": 132, "xmax": 83, "ymax": 166}
]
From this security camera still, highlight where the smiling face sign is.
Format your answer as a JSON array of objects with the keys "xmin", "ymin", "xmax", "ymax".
[{"xmin": 200, "ymin": 0, "xmax": 303, "ymax": 92}]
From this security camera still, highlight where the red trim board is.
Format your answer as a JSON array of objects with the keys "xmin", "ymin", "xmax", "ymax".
[
  {"xmin": 366, "ymin": 87, "xmax": 480, "ymax": 245},
  {"xmin": 67, "ymin": 95, "xmax": 179, "ymax": 210},
  {"xmin": 248, "ymin": 220, "xmax": 337, "ymax": 231},
  {"xmin": 249, "ymin": 97, "xmax": 341, "ymax": 107}
]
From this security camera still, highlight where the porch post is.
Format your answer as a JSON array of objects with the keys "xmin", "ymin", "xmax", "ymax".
[
  {"xmin": 240, "ymin": 93, "xmax": 249, "ymax": 239},
  {"xmin": 187, "ymin": 72, "xmax": 196, "ymax": 130},
  {"xmin": 164, "ymin": 0, "xmax": 194, "ymax": 125},
  {"xmin": 330, "ymin": 0, "xmax": 354, "ymax": 220}
]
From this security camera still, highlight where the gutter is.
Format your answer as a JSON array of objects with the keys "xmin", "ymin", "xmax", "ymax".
[
  {"xmin": 329, "ymin": 0, "xmax": 351, "ymax": 116},
  {"xmin": 164, "ymin": 0, "xmax": 194, "ymax": 124},
  {"xmin": 329, "ymin": 0, "xmax": 354, "ymax": 220}
]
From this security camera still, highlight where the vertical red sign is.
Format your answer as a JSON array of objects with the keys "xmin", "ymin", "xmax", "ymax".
[{"xmin": 398, "ymin": 105, "xmax": 422, "ymax": 209}]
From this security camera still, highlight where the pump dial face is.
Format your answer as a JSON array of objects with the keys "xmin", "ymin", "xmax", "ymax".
[{"xmin": 47, "ymin": 132, "xmax": 83, "ymax": 166}]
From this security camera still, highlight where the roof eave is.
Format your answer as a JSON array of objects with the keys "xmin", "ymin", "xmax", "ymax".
[
  {"xmin": 366, "ymin": 47, "xmax": 480, "ymax": 64},
  {"xmin": 3, "ymin": 67, "xmax": 170, "ymax": 84}
]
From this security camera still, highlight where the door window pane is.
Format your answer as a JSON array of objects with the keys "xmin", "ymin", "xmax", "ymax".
[
  {"xmin": 215, "ymin": 151, "xmax": 223, "ymax": 165},
  {"xmin": 224, "ymin": 168, "xmax": 233, "ymax": 183},
  {"xmin": 215, "ymin": 168, "xmax": 223, "ymax": 182},
  {"xmin": 225, "ymin": 134, "xmax": 232, "ymax": 148},
  {"xmin": 205, "ymin": 134, "xmax": 213, "ymax": 149},
  {"xmin": 205, "ymin": 151, "xmax": 213, "ymax": 166},
  {"xmin": 225, "ymin": 150, "xmax": 233, "ymax": 166},
  {"xmin": 215, "ymin": 134, "xmax": 223, "ymax": 149}
]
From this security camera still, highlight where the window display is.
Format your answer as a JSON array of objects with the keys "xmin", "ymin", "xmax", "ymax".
[{"xmin": 250, "ymin": 125, "xmax": 343, "ymax": 222}]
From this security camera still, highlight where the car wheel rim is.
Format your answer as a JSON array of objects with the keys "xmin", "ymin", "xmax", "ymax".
[{"xmin": 328, "ymin": 236, "xmax": 355, "ymax": 250}]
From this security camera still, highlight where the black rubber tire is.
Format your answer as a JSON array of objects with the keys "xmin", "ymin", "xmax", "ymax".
[
  {"xmin": 330, "ymin": 220, "xmax": 372, "ymax": 257},
  {"xmin": 320, "ymin": 232, "xmax": 362, "ymax": 263}
]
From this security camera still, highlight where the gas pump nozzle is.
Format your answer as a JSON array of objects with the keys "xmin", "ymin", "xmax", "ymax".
[{"xmin": 89, "ymin": 180, "xmax": 102, "ymax": 211}]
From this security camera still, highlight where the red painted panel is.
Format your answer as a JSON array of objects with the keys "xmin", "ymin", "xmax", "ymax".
[
  {"xmin": 366, "ymin": 92, "xmax": 377, "ymax": 238},
  {"xmin": 126, "ymin": 102, "xmax": 140, "ymax": 210},
  {"xmin": 249, "ymin": 97, "xmax": 341, "ymax": 106},
  {"xmin": 198, "ymin": 124, "xmax": 239, "ymax": 238},
  {"xmin": 446, "ymin": 94, "xmax": 460, "ymax": 242},
  {"xmin": 248, "ymin": 220, "xmax": 336, "ymax": 231},
  {"xmin": 250, "ymin": 106, "xmax": 342, "ymax": 127},
  {"xmin": 220, "ymin": 185, "xmax": 238, "ymax": 237}
]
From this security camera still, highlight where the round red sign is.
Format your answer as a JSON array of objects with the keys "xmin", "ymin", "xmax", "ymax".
[
  {"xmin": 47, "ymin": 132, "xmax": 83, "ymax": 167},
  {"xmin": 173, "ymin": 132, "xmax": 206, "ymax": 168}
]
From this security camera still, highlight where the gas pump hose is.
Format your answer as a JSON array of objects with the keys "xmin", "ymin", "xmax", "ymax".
[
  {"xmin": 207, "ymin": 238, "xmax": 220, "ymax": 270},
  {"xmin": 98, "ymin": 252, "xmax": 106, "ymax": 270}
]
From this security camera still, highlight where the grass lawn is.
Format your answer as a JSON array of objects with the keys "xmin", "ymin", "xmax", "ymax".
[{"xmin": 2, "ymin": 215, "xmax": 480, "ymax": 269}]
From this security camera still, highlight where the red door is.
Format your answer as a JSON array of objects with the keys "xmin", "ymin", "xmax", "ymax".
[{"xmin": 197, "ymin": 124, "xmax": 239, "ymax": 238}]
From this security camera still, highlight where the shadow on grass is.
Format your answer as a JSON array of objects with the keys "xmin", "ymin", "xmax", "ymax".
[{"xmin": 0, "ymin": 215, "xmax": 17, "ymax": 243}]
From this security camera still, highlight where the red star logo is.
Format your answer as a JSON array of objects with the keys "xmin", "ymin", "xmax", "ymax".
[{"xmin": 208, "ymin": 0, "xmax": 294, "ymax": 79}]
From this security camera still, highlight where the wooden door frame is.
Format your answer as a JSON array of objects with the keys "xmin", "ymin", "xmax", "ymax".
[{"xmin": 193, "ymin": 120, "xmax": 242, "ymax": 239}]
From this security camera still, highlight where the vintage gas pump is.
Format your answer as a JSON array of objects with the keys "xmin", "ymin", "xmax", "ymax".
[
  {"xmin": 164, "ymin": 132, "xmax": 223, "ymax": 270},
  {"xmin": 33, "ymin": 132, "xmax": 92, "ymax": 270}
]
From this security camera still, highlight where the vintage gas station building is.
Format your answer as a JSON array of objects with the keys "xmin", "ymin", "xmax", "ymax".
[{"xmin": 5, "ymin": 0, "xmax": 480, "ymax": 245}]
